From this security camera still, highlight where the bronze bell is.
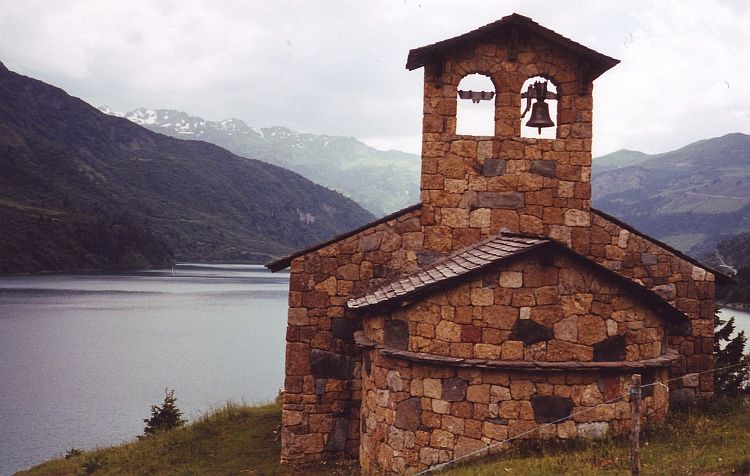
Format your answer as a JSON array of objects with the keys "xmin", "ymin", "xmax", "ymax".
[
  {"xmin": 521, "ymin": 81, "xmax": 557, "ymax": 134},
  {"xmin": 526, "ymin": 100, "xmax": 554, "ymax": 133}
]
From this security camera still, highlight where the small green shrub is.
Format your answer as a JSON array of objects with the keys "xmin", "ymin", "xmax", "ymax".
[
  {"xmin": 143, "ymin": 388, "xmax": 186, "ymax": 435},
  {"xmin": 65, "ymin": 448, "xmax": 83, "ymax": 459}
]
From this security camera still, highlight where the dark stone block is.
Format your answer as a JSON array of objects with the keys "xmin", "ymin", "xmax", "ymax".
[
  {"xmin": 331, "ymin": 318, "xmax": 355, "ymax": 340},
  {"xmin": 442, "ymin": 377, "xmax": 468, "ymax": 401},
  {"xmin": 374, "ymin": 263, "xmax": 396, "ymax": 279},
  {"xmin": 310, "ymin": 349, "xmax": 354, "ymax": 379},
  {"xmin": 641, "ymin": 252, "xmax": 658, "ymax": 266},
  {"xmin": 384, "ymin": 320, "xmax": 409, "ymax": 350},
  {"xmin": 593, "ymin": 335, "xmax": 626, "ymax": 361},
  {"xmin": 315, "ymin": 378, "xmax": 327, "ymax": 396},
  {"xmin": 417, "ymin": 250, "xmax": 443, "ymax": 267},
  {"xmin": 363, "ymin": 350, "xmax": 371, "ymax": 374},
  {"xmin": 530, "ymin": 160, "xmax": 556, "ymax": 178},
  {"xmin": 510, "ymin": 319, "xmax": 553, "ymax": 345},
  {"xmin": 325, "ymin": 417, "xmax": 349, "ymax": 452},
  {"xmin": 477, "ymin": 191, "xmax": 524, "ymax": 209},
  {"xmin": 482, "ymin": 158, "xmax": 506, "ymax": 176},
  {"xmin": 394, "ymin": 397, "xmax": 421, "ymax": 431},
  {"xmin": 531, "ymin": 395, "xmax": 574, "ymax": 423},
  {"xmin": 487, "ymin": 417, "xmax": 508, "ymax": 425},
  {"xmin": 642, "ymin": 370, "xmax": 655, "ymax": 398},
  {"xmin": 668, "ymin": 319, "xmax": 692, "ymax": 337}
]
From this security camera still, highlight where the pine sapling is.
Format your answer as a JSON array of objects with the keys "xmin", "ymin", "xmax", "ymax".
[{"xmin": 143, "ymin": 388, "xmax": 186, "ymax": 435}]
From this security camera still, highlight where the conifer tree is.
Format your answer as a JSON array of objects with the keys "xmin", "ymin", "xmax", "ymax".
[
  {"xmin": 143, "ymin": 388, "xmax": 186, "ymax": 435},
  {"xmin": 714, "ymin": 312, "xmax": 750, "ymax": 397}
]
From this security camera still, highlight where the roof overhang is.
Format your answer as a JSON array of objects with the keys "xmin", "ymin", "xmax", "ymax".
[{"xmin": 406, "ymin": 13, "xmax": 619, "ymax": 83}]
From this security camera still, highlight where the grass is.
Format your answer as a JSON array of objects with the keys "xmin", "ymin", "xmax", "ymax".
[
  {"xmin": 17, "ymin": 399, "xmax": 750, "ymax": 476},
  {"xmin": 17, "ymin": 402, "xmax": 286, "ymax": 476}
]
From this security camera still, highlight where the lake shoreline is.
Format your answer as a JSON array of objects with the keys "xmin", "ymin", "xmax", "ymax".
[{"xmin": 0, "ymin": 265, "xmax": 289, "ymax": 476}]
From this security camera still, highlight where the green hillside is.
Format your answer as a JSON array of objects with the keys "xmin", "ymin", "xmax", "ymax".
[
  {"xmin": 592, "ymin": 133, "xmax": 750, "ymax": 255},
  {"xmin": 18, "ymin": 399, "xmax": 750, "ymax": 476}
]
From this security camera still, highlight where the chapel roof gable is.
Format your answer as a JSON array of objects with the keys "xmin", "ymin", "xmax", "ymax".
[{"xmin": 406, "ymin": 13, "xmax": 620, "ymax": 80}]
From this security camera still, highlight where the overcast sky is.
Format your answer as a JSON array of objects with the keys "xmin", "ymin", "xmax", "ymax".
[{"xmin": 1, "ymin": 0, "xmax": 749, "ymax": 157}]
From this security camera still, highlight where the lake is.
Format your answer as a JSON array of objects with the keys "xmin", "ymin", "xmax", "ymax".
[
  {"xmin": 0, "ymin": 267, "xmax": 748, "ymax": 476},
  {"xmin": 0, "ymin": 265, "xmax": 289, "ymax": 476}
]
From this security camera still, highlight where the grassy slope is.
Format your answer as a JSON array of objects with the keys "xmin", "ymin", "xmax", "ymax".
[{"xmin": 18, "ymin": 400, "xmax": 750, "ymax": 476}]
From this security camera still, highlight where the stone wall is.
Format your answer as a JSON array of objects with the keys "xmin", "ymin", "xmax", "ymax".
[
  {"xmin": 364, "ymin": 252, "xmax": 669, "ymax": 364},
  {"xmin": 589, "ymin": 212, "xmax": 716, "ymax": 398},
  {"xmin": 282, "ymin": 206, "xmax": 423, "ymax": 464},
  {"xmin": 359, "ymin": 350, "xmax": 669, "ymax": 474}
]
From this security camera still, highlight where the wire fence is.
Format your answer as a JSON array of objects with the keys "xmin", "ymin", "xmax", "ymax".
[{"xmin": 414, "ymin": 361, "xmax": 750, "ymax": 476}]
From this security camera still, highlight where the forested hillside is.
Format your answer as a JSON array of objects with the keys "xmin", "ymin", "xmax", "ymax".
[{"xmin": 0, "ymin": 62, "xmax": 373, "ymax": 273}]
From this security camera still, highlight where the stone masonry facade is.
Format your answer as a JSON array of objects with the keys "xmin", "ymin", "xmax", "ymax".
[{"xmin": 269, "ymin": 14, "xmax": 718, "ymax": 474}]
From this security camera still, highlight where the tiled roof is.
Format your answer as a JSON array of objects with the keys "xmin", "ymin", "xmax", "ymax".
[
  {"xmin": 347, "ymin": 234, "xmax": 548, "ymax": 309},
  {"xmin": 406, "ymin": 13, "xmax": 619, "ymax": 80}
]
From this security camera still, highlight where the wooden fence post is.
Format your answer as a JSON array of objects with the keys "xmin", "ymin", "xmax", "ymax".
[{"xmin": 630, "ymin": 373, "xmax": 642, "ymax": 476}]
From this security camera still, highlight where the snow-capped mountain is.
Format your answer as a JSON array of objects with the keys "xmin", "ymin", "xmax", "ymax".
[{"xmin": 99, "ymin": 107, "xmax": 421, "ymax": 216}]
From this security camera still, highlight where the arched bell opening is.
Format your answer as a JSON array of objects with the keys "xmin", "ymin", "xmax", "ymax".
[
  {"xmin": 456, "ymin": 73, "xmax": 496, "ymax": 136},
  {"xmin": 520, "ymin": 76, "xmax": 558, "ymax": 139}
]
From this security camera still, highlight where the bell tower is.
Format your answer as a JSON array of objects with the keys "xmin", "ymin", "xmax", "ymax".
[{"xmin": 407, "ymin": 14, "xmax": 619, "ymax": 255}]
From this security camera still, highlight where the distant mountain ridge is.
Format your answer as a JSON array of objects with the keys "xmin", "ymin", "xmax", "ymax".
[
  {"xmin": 0, "ymin": 62, "xmax": 373, "ymax": 273},
  {"xmin": 99, "ymin": 106, "xmax": 750, "ymax": 258},
  {"xmin": 99, "ymin": 107, "xmax": 422, "ymax": 216},
  {"xmin": 592, "ymin": 133, "xmax": 750, "ymax": 254}
]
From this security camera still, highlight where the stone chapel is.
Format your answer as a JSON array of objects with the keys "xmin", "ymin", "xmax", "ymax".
[{"xmin": 266, "ymin": 13, "xmax": 727, "ymax": 474}]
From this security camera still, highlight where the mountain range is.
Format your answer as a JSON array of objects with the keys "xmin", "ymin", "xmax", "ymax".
[
  {"xmin": 105, "ymin": 105, "xmax": 750, "ymax": 257},
  {"xmin": 0, "ymin": 62, "xmax": 373, "ymax": 273},
  {"xmin": 100, "ymin": 107, "xmax": 421, "ymax": 216},
  {"xmin": 592, "ymin": 133, "xmax": 750, "ymax": 254}
]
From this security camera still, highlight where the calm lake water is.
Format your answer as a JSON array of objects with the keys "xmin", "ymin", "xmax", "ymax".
[
  {"xmin": 0, "ymin": 265, "xmax": 289, "ymax": 476},
  {"xmin": 0, "ymin": 266, "xmax": 748, "ymax": 476}
]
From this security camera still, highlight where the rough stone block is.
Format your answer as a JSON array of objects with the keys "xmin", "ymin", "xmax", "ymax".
[
  {"xmin": 531, "ymin": 395, "xmax": 574, "ymax": 423},
  {"xmin": 436, "ymin": 320, "xmax": 463, "ymax": 342},
  {"xmin": 395, "ymin": 398, "xmax": 422, "ymax": 431},
  {"xmin": 499, "ymin": 271, "xmax": 523, "ymax": 288},
  {"xmin": 482, "ymin": 158, "xmax": 506, "ymax": 176},
  {"xmin": 477, "ymin": 191, "xmax": 524, "ymax": 209},
  {"xmin": 592, "ymin": 335, "xmax": 626, "ymax": 361},
  {"xmin": 384, "ymin": 320, "xmax": 409, "ymax": 350},
  {"xmin": 530, "ymin": 160, "xmax": 556, "ymax": 178},
  {"xmin": 423, "ymin": 378, "xmax": 442, "ymax": 399},
  {"xmin": 442, "ymin": 377, "xmax": 469, "ymax": 401},
  {"xmin": 331, "ymin": 318, "xmax": 355, "ymax": 340},
  {"xmin": 310, "ymin": 349, "xmax": 353, "ymax": 379},
  {"xmin": 325, "ymin": 417, "xmax": 349, "ymax": 451},
  {"xmin": 510, "ymin": 319, "xmax": 553, "ymax": 345},
  {"xmin": 576, "ymin": 422, "xmax": 609, "ymax": 439}
]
